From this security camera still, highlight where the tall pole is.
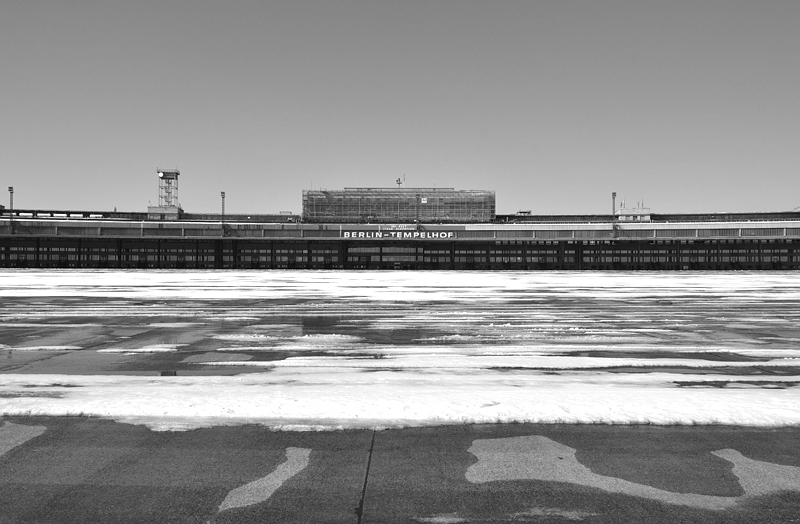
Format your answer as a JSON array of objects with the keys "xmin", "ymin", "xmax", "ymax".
[
  {"xmin": 7, "ymin": 187, "xmax": 13, "ymax": 235},
  {"xmin": 221, "ymin": 192, "xmax": 226, "ymax": 235},
  {"xmin": 611, "ymin": 191, "xmax": 617, "ymax": 239}
]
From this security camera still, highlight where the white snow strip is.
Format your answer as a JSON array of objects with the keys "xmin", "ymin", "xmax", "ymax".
[
  {"xmin": 2, "ymin": 270, "xmax": 800, "ymax": 302},
  {"xmin": 194, "ymin": 355, "xmax": 800, "ymax": 369},
  {"xmin": 147, "ymin": 322, "xmax": 201, "ymax": 328},
  {"xmin": 214, "ymin": 346, "xmax": 283, "ymax": 352},
  {"xmin": 211, "ymin": 334, "xmax": 280, "ymax": 340},
  {"xmin": 0, "ymin": 371, "xmax": 798, "ymax": 431},
  {"xmin": 96, "ymin": 344, "xmax": 184, "ymax": 353}
]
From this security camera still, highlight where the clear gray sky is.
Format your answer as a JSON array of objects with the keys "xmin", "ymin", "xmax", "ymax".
[{"xmin": 2, "ymin": 1, "xmax": 798, "ymax": 215}]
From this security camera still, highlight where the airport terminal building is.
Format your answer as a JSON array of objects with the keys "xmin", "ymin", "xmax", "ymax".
[{"xmin": 2, "ymin": 175, "xmax": 800, "ymax": 271}]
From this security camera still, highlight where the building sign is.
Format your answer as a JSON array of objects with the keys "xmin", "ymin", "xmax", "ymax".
[{"xmin": 343, "ymin": 231, "xmax": 455, "ymax": 239}]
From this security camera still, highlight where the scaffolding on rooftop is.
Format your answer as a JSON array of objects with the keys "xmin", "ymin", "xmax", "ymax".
[{"xmin": 302, "ymin": 187, "xmax": 495, "ymax": 223}]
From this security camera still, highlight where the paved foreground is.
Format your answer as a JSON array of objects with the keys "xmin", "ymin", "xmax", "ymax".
[{"xmin": 1, "ymin": 418, "xmax": 799, "ymax": 523}]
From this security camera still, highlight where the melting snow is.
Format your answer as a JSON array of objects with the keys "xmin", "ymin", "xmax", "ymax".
[{"xmin": 0, "ymin": 270, "xmax": 799, "ymax": 431}]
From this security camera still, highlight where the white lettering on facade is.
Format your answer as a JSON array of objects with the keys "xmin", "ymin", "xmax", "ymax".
[{"xmin": 342, "ymin": 231, "xmax": 454, "ymax": 239}]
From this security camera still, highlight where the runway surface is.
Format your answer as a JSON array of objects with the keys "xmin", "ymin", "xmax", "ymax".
[
  {"xmin": 1, "ymin": 270, "xmax": 800, "ymax": 522},
  {"xmin": 1, "ymin": 417, "xmax": 800, "ymax": 523}
]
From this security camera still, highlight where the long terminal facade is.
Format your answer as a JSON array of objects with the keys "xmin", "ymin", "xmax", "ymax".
[{"xmin": 2, "ymin": 182, "xmax": 800, "ymax": 270}]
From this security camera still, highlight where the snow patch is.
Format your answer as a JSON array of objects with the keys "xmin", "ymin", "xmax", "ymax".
[
  {"xmin": 97, "ymin": 344, "xmax": 185, "ymax": 353},
  {"xmin": 1, "ymin": 371, "xmax": 798, "ymax": 431}
]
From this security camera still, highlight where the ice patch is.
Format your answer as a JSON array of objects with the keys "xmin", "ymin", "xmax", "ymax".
[
  {"xmin": 507, "ymin": 507, "xmax": 598, "ymax": 521},
  {"xmin": 218, "ymin": 447, "xmax": 310, "ymax": 512},
  {"xmin": 203, "ymin": 354, "xmax": 800, "ymax": 370},
  {"xmin": 147, "ymin": 322, "xmax": 201, "ymax": 328},
  {"xmin": 0, "ymin": 422, "xmax": 47, "ymax": 457},
  {"xmin": 467, "ymin": 435, "xmax": 800, "ymax": 510},
  {"xmin": 415, "ymin": 335, "xmax": 488, "ymax": 343},
  {"xmin": 289, "ymin": 334, "xmax": 364, "ymax": 343},
  {"xmin": 413, "ymin": 514, "xmax": 468, "ymax": 523},
  {"xmin": 181, "ymin": 353, "xmax": 252, "ymax": 363},
  {"xmin": 97, "ymin": 344, "xmax": 184, "ymax": 353},
  {"xmin": 211, "ymin": 334, "xmax": 279, "ymax": 340},
  {"xmin": 215, "ymin": 346, "xmax": 283, "ymax": 352},
  {"xmin": 274, "ymin": 334, "xmax": 366, "ymax": 350}
]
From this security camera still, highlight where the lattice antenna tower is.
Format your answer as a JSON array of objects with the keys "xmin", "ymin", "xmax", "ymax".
[{"xmin": 157, "ymin": 169, "xmax": 180, "ymax": 207}]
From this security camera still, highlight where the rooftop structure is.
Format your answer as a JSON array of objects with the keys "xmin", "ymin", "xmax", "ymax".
[
  {"xmin": 302, "ymin": 187, "xmax": 496, "ymax": 223},
  {"xmin": 616, "ymin": 205, "xmax": 651, "ymax": 222},
  {"xmin": 157, "ymin": 169, "xmax": 180, "ymax": 206},
  {"xmin": 148, "ymin": 169, "xmax": 183, "ymax": 220}
]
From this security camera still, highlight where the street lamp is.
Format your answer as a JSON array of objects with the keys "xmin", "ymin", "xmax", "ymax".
[
  {"xmin": 220, "ymin": 192, "xmax": 226, "ymax": 236},
  {"xmin": 7, "ymin": 187, "xmax": 13, "ymax": 235}
]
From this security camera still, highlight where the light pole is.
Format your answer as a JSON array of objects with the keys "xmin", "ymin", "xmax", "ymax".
[
  {"xmin": 611, "ymin": 191, "xmax": 618, "ymax": 239},
  {"xmin": 7, "ymin": 187, "xmax": 13, "ymax": 235},
  {"xmin": 221, "ymin": 191, "xmax": 226, "ymax": 235}
]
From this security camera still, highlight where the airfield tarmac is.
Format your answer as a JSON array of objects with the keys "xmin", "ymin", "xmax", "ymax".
[
  {"xmin": 1, "ymin": 270, "xmax": 799, "ymax": 522},
  {"xmin": 2, "ymin": 418, "xmax": 800, "ymax": 523}
]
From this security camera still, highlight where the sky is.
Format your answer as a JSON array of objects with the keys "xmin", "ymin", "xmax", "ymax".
[{"xmin": 2, "ymin": 0, "xmax": 799, "ymax": 216}]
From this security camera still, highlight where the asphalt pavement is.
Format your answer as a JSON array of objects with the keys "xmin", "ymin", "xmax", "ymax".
[{"xmin": 1, "ymin": 417, "xmax": 799, "ymax": 524}]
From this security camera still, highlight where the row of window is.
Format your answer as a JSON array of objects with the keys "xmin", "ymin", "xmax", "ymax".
[
  {"xmin": 6, "ymin": 245, "xmax": 799, "ymax": 256},
  {"xmin": 5, "ymin": 253, "xmax": 796, "ymax": 265}
]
